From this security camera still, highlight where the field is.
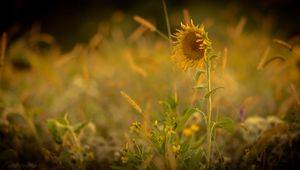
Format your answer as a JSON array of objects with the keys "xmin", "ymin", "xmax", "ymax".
[{"xmin": 1, "ymin": 1, "xmax": 300, "ymax": 169}]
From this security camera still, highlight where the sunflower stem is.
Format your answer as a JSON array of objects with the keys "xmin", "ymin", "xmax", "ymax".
[{"xmin": 206, "ymin": 57, "xmax": 212, "ymax": 168}]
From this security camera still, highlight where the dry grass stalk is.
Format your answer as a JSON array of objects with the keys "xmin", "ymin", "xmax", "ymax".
[
  {"xmin": 134, "ymin": 16, "xmax": 156, "ymax": 32},
  {"xmin": 128, "ymin": 25, "xmax": 147, "ymax": 43},
  {"xmin": 290, "ymin": 83, "xmax": 300, "ymax": 109},
  {"xmin": 126, "ymin": 50, "xmax": 147, "ymax": 77},
  {"xmin": 0, "ymin": 32, "xmax": 7, "ymax": 67},
  {"xmin": 56, "ymin": 44, "xmax": 83, "ymax": 66},
  {"xmin": 273, "ymin": 39, "xmax": 292, "ymax": 50},
  {"xmin": 257, "ymin": 47, "xmax": 270, "ymax": 70},
  {"xmin": 89, "ymin": 32, "xmax": 103, "ymax": 50},
  {"xmin": 234, "ymin": 16, "xmax": 247, "ymax": 37},
  {"xmin": 29, "ymin": 33, "xmax": 55, "ymax": 45},
  {"xmin": 222, "ymin": 47, "xmax": 228, "ymax": 70},
  {"xmin": 120, "ymin": 91, "xmax": 143, "ymax": 114},
  {"xmin": 182, "ymin": 8, "xmax": 191, "ymax": 25}
]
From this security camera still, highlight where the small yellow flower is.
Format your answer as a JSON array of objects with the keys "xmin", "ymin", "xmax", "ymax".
[
  {"xmin": 147, "ymin": 130, "xmax": 154, "ymax": 137},
  {"xmin": 158, "ymin": 135, "xmax": 164, "ymax": 142},
  {"xmin": 123, "ymin": 143, "xmax": 129, "ymax": 152},
  {"xmin": 154, "ymin": 120, "xmax": 159, "ymax": 127},
  {"xmin": 190, "ymin": 124, "xmax": 200, "ymax": 132},
  {"xmin": 130, "ymin": 121, "xmax": 142, "ymax": 133},
  {"xmin": 121, "ymin": 156, "xmax": 129, "ymax": 164},
  {"xmin": 172, "ymin": 143, "xmax": 181, "ymax": 154},
  {"xmin": 85, "ymin": 152, "xmax": 94, "ymax": 160},
  {"xmin": 172, "ymin": 20, "xmax": 212, "ymax": 71},
  {"xmin": 183, "ymin": 128, "xmax": 193, "ymax": 136},
  {"xmin": 165, "ymin": 126, "xmax": 175, "ymax": 135},
  {"xmin": 183, "ymin": 124, "xmax": 200, "ymax": 136}
]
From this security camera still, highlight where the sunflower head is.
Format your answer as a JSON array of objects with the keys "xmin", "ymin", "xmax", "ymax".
[{"xmin": 171, "ymin": 20, "xmax": 212, "ymax": 71}]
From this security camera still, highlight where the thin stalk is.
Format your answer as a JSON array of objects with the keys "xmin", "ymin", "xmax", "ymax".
[
  {"xmin": 133, "ymin": 139, "xmax": 144, "ymax": 161},
  {"xmin": 162, "ymin": 0, "xmax": 172, "ymax": 43},
  {"xmin": 0, "ymin": 32, "xmax": 6, "ymax": 67},
  {"xmin": 68, "ymin": 127, "xmax": 81, "ymax": 149},
  {"xmin": 206, "ymin": 58, "xmax": 212, "ymax": 168},
  {"xmin": 68, "ymin": 126, "xmax": 84, "ymax": 169},
  {"xmin": 155, "ymin": 30, "xmax": 171, "ymax": 42}
]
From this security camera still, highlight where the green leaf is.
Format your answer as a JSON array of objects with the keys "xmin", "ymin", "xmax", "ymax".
[
  {"xmin": 195, "ymin": 70, "xmax": 206, "ymax": 80},
  {"xmin": 159, "ymin": 96, "xmax": 178, "ymax": 113},
  {"xmin": 73, "ymin": 122, "xmax": 88, "ymax": 134},
  {"xmin": 167, "ymin": 96, "xmax": 177, "ymax": 112},
  {"xmin": 204, "ymin": 87, "xmax": 224, "ymax": 98},
  {"xmin": 56, "ymin": 113, "xmax": 70, "ymax": 126},
  {"xmin": 193, "ymin": 84, "xmax": 207, "ymax": 89},
  {"xmin": 215, "ymin": 117, "xmax": 235, "ymax": 133},
  {"xmin": 209, "ymin": 55, "xmax": 219, "ymax": 60},
  {"xmin": 47, "ymin": 119, "xmax": 68, "ymax": 144},
  {"xmin": 178, "ymin": 108, "xmax": 196, "ymax": 131},
  {"xmin": 191, "ymin": 135, "xmax": 206, "ymax": 148}
]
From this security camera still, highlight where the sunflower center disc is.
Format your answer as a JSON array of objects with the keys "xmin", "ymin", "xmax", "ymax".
[{"xmin": 182, "ymin": 32, "xmax": 204, "ymax": 60}]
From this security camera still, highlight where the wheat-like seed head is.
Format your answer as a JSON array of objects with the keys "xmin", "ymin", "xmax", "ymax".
[
  {"xmin": 120, "ymin": 91, "xmax": 143, "ymax": 114},
  {"xmin": 134, "ymin": 16, "xmax": 156, "ymax": 32}
]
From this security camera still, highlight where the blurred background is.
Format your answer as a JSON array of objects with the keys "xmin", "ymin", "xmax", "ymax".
[
  {"xmin": 1, "ymin": 0, "xmax": 299, "ymax": 50},
  {"xmin": 1, "ymin": 0, "xmax": 300, "ymax": 169}
]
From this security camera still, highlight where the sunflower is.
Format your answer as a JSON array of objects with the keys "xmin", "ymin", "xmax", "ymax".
[{"xmin": 171, "ymin": 20, "xmax": 212, "ymax": 71}]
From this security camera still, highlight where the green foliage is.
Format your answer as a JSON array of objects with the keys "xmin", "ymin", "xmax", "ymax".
[
  {"xmin": 204, "ymin": 87, "xmax": 224, "ymax": 99},
  {"xmin": 46, "ymin": 114, "xmax": 94, "ymax": 170},
  {"xmin": 215, "ymin": 117, "xmax": 235, "ymax": 133},
  {"xmin": 0, "ymin": 1, "xmax": 298, "ymax": 169},
  {"xmin": 47, "ymin": 114, "xmax": 89, "ymax": 144},
  {"xmin": 114, "ymin": 96, "xmax": 210, "ymax": 169},
  {"xmin": 193, "ymin": 84, "xmax": 208, "ymax": 89},
  {"xmin": 47, "ymin": 119, "xmax": 68, "ymax": 144},
  {"xmin": 209, "ymin": 55, "xmax": 219, "ymax": 61},
  {"xmin": 195, "ymin": 70, "xmax": 206, "ymax": 81}
]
